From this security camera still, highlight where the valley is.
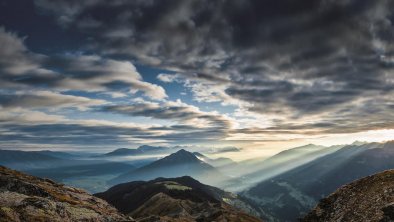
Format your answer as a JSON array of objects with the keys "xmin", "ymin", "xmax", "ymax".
[{"xmin": 1, "ymin": 140, "xmax": 393, "ymax": 221}]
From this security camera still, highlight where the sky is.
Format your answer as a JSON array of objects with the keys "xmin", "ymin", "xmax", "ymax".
[{"xmin": 0, "ymin": 0, "xmax": 393, "ymax": 156}]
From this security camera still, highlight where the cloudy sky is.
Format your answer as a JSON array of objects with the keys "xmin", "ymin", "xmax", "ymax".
[{"xmin": 0, "ymin": 0, "xmax": 393, "ymax": 156}]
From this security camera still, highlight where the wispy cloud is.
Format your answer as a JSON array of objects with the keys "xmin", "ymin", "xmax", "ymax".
[{"xmin": 0, "ymin": 90, "xmax": 106, "ymax": 111}]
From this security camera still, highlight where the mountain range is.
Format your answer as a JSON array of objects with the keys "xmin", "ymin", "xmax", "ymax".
[
  {"xmin": 100, "ymin": 145, "xmax": 242, "ymax": 157},
  {"xmin": 111, "ymin": 149, "xmax": 229, "ymax": 187},
  {"xmin": 222, "ymin": 144, "xmax": 343, "ymax": 191},
  {"xmin": 2, "ymin": 160, "xmax": 393, "ymax": 222},
  {"xmin": 101, "ymin": 145, "xmax": 168, "ymax": 157},
  {"xmin": 0, "ymin": 149, "xmax": 67, "ymax": 170},
  {"xmin": 1, "ymin": 141, "xmax": 394, "ymax": 221}
]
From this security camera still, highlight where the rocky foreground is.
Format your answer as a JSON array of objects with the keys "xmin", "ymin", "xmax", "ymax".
[
  {"xmin": 0, "ymin": 166, "xmax": 260, "ymax": 222},
  {"xmin": 303, "ymin": 169, "xmax": 394, "ymax": 222},
  {"xmin": 0, "ymin": 166, "xmax": 130, "ymax": 222}
]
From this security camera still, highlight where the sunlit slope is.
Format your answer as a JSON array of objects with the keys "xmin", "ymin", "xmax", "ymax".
[{"xmin": 241, "ymin": 141, "xmax": 394, "ymax": 222}]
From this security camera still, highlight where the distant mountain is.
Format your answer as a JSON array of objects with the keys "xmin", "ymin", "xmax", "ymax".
[
  {"xmin": 350, "ymin": 140, "xmax": 368, "ymax": 146},
  {"xmin": 0, "ymin": 149, "xmax": 135, "ymax": 193},
  {"xmin": 32, "ymin": 150, "xmax": 80, "ymax": 159},
  {"xmin": 102, "ymin": 145, "xmax": 168, "ymax": 156},
  {"xmin": 0, "ymin": 149, "xmax": 135, "ymax": 178},
  {"xmin": 103, "ymin": 148, "xmax": 137, "ymax": 156},
  {"xmin": 241, "ymin": 141, "xmax": 394, "ymax": 222},
  {"xmin": 0, "ymin": 149, "xmax": 66, "ymax": 170},
  {"xmin": 0, "ymin": 166, "xmax": 129, "ymax": 221},
  {"xmin": 223, "ymin": 144, "xmax": 342, "ymax": 191},
  {"xmin": 102, "ymin": 145, "xmax": 242, "ymax": 157},
  {"xmin": 193, "ymin": 152, "xmax": 237, "ymax": 167},
  {"xmin": 28, "ymin": 161, "xmax": 134, "ymax": 180},
  {"xmin": 95, "ymin": 176, "xmax": 261, "ymax": 222},
  {"xmin": 303, "ymin": 169, "xmax": 394, "ymax": 222},
  {"xmin": 27, "ymin": 161, "xmax": 135, "ymax": 193},
  {"xmin": 111, "ymin": 149, "xmax": 229, "ymax": 187}
]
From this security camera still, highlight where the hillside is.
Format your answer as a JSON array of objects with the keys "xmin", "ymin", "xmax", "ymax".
[
  {"xmin": 303, "ymin": 170, "xmax": 394, "ymax": 222},
  {"xmin": 96, "ymin": 176, "xmax": 261, "ymax": 222},
  {"xmin": 224, "ymin": 144, "xmax": 341, "ymax": 191},
  {"xmin": 0, "ymin": 166, "xmax": 129, "ymax": 221},
  {"xmin": 241, "ymin": 141, "xmax": 394, "ymax": 221}
]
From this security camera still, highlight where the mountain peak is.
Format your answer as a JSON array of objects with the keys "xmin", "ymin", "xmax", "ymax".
[
  {"xmin": 120, "ymin": 149, "xmax": 203, "ymax": 171},
  {"xmin": 103, "ymin": 148, "xmax": 135, "ymax": 156},
  {"xmin": 164, "ymin": 149, "xmax": 200, "ymax": 163},
  {"xmin": 110, "ymin": 149, "xmax": 227, "ymax": 186},
  {"xmin": 175, "ymin": 148, "xmax": 189, "ymax": 154},
  {"xmin": 301, "ymin": 143, "xmax": 323, "ymax": 148},
  {"xmin": 351, "ymin": 140, "xmax": 367, "ymax": 146}
]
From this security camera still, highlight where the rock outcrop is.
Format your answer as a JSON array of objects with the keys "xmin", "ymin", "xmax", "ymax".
[
  {"xmin": 0, "ymin": 166, "xmax": 130, "ymax": 222},
  {"xmin": 302, "ymin": 169, "xmax": 394, "ymax": 222}
]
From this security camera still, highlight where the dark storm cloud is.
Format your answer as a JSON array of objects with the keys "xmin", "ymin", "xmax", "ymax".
[
  {"xmin": 34, "ymin": 0, "xmax": 394, "ymax": 133},
  {"xmin": 0, "ymin": 120, "xmax": 229, "ymax": 148},
  {"xmin": 0, "ymin": 27, "xmax": 166, "ymax": 100},
  {"xmin": 0, "ymin": 123, "xmax": 158, "ymax": 146},
  {"xmin": 209, "ymin": 146, "xmax": 241, "ymax": 154},
  {"xmin": 104, "ymin": 103, "xmax": 199, "ymax": 120},
  {"xmin": 231, "ymin": 97, "xmax": 394, "ymax": 135},
  {"xmin": 0, "ymin": 91, "xmax": 105, "ymax": 110}
]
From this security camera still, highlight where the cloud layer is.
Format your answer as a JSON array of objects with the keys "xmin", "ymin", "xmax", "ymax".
[
  {"xmin": 0, "ymin": 1, "xmax": 393, "ymax": 150},
  {"xmin": 33, "ymin": 0, "xmax": 394, "ymax": 133}
]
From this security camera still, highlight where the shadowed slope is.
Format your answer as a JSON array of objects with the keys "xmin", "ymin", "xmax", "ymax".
[{"xmin": 96, "ymin": 176, "xmax": 261, "ymax": 222}]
